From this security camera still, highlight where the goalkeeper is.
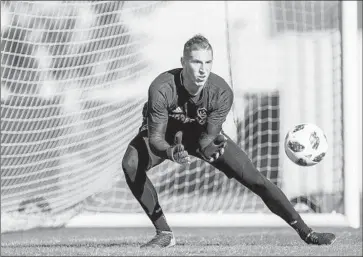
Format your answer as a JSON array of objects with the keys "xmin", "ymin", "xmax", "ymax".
[{"xmin": 122, "ymin": 34, "xmax": 336, "ymax": 248}]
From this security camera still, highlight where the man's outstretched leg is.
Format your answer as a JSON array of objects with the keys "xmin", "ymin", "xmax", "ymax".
[
  {"xmin": 208, "ymin": 135, "xmax": 336, "ymax": 245},
  {"xmin": 122, "ymin": 131, "xmax": 176, "ymax": 248}
]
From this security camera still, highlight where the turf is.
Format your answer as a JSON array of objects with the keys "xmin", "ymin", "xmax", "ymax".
[{"xmin": 1, "ymin": 227, "xmax": 361, "ymax": 256}]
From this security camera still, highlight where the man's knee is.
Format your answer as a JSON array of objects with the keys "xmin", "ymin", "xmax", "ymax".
[
  {"xmin": 245, "ymin": 172, "xmax": 270, "ymax": 194},
  {"xmin": 122, "ymin": 146, "xmax": 139, "ymax": 181}
]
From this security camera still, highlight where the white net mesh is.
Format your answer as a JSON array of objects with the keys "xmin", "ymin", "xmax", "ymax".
[{"xmin": 1, "ymin": 1, "xmax": 344, "ymax": 232}]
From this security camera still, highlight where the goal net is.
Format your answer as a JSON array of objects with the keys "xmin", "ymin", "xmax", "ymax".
[{"xmin": 1, "ymin": 1, "xmax": 359, "ymax": 233}]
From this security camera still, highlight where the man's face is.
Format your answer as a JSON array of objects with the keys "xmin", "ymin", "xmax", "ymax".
[{"xmin": 181, "ymin": 49, "xmax": 213, "ymax": 88}]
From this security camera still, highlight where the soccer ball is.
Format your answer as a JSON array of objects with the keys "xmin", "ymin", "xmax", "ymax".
[{"xmin": 284, "ymin": 123, "xmax": 328, "ymax": 167}]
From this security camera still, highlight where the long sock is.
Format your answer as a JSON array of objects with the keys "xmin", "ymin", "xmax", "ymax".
[
  {"xmin": 122, "ymin": 144, "xmax": 171, "ymax": 232},
  {"xmin": 151, "ymin": 208, "xmax": 171, "ymax": 232},
  {"xmin": 256, "ymin": 177, "xmax": 311, "ymax": 237},
  {"xmin": 289, "ymin": 219, "xmax": 312, "ymax": 239},
  {"xmin": 125, "ymin": 174, "xmax": 171, "ymax": 232}
]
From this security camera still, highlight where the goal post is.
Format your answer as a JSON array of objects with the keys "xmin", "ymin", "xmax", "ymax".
[
  {"xmin": 341, "ymin": 0, "xmax": 361, "ymax": 229},
  {"xmin": 1, "ymin": 1, "xmax": 361, "ymax": 233}
]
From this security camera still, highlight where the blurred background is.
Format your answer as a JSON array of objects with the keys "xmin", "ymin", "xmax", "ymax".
[{"xmin": 1, "ymin": 1, "xmax": 361, "ymax": 232}]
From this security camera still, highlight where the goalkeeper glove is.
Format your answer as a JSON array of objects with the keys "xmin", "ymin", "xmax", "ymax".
[
  {"xmin": 166, "ymin": 131, "xmax": 190, "ymax": 165},
  {"xmin": 196, "ymin": 134, "xmax": 227, "ymax": 163}
]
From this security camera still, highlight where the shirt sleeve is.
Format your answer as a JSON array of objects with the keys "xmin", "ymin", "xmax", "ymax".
[
  {"xmin": 147, "ymin": 85, "xmax": 171, "ymax": 159},
  {"xmin": 199, "ymin": 87, "xmax": 234, "ymax": 149}
]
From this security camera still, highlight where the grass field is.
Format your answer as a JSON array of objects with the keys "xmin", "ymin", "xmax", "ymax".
[{"xmin": 1, "ymin": 227, "xmax": 361, "ymax": 256}]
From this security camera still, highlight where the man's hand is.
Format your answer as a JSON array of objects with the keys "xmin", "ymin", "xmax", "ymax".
[
  {"xmin": 197, "ymin": 134, "xmax": 227, "ymax": 163},
  {"xmin": 166, "ymin": 131, "xmax": 190, "ymax": 165}
]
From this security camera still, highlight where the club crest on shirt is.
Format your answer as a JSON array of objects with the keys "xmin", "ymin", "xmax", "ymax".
[{"xmin": 196, "ymin": 107, "xmax": 207, "ymax": 125}]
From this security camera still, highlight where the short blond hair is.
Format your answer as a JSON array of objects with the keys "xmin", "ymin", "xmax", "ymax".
[{"xmin": 183, "ymin": 34, "xmax": 213, "ymax": 57}]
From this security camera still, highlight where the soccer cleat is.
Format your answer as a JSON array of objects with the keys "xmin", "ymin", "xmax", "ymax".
[
  {"xmin": 140, "ymin": 230, "xmax": 176, "ymax": 248},
  {"xmin": 303, "ymin": 230, "xmax": 336, "ymax": 245}
]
